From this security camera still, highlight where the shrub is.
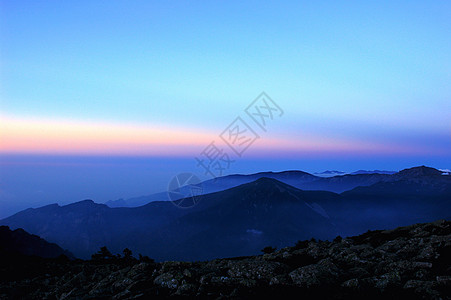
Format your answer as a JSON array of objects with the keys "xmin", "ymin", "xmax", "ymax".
[
  {"xmin": 261, "ymin": 246, "xmax": 276, "ymax": 254},
  {"xmin": 91, "ymin": 246, "xmax": 114, "ymax": 261},
  {"xmin": 333, "ymin": 236, "xmax": 343, "ymax": 243},
  {"xmin": 123, "ymin": 248, "xmax": 133, "ymax": 259},
  {"xmin": 139, "ymin": 254, "xmax": 155, "ymax": 264},
  {"xmin": 294, "ymin": 240, "xmax": 309, "ymax": 249}
]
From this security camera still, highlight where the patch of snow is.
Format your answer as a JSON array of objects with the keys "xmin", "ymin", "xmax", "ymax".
[{"xmin": 439, "ymin": 169, "xmax": 450, "ymax": 175}]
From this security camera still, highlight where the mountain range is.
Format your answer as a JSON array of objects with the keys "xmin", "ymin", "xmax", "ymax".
[
  {"xmin": 105, "ymin": 166, "xmax": 440, "ymax": 208},
  {"xmin": 1, "ymin": 166, "xmax": 450, "ymax": 261},
  {"xmin": 313, "ymin": 169, "xmax": 396, "ymax": 177}
]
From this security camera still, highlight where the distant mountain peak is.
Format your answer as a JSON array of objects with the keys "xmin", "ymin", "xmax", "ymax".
[
  {"xmin": 243, "ymin": 177, "xmax": 295, "ymax": 191},
  {"xmin": 65, "ymin": 199, "xmax": 98, "ymax": 206},
  {"xmin": 227, "ymin": 170, "xmax": 315, "ymax": 178},
  {"xmin": 253, "ymin": 176, "xmax": 283, "ymax": 184},
  {"xmin": 224, "ymin": 177, "xmax": 304, "ymax": 206},
  {"xmin": 61, "ymin": 200, "xmax": 109, "ymax": 211},
  {"xmin": 396, "ymin": 166, "xmax": 442, "ymax": 177}
]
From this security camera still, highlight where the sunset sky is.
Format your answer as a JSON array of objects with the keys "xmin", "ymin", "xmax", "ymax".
[
  {"xmin": 0, "ymin": 1, "xmax": 450, "ymax": 216},
  {"xmin": 1, "ymin": 1, "xmax": 450, "ymax": 159}
]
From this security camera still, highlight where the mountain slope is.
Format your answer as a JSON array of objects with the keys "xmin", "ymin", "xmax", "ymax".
[
  {"xmin": 0, "ymin": 226, "xmax": 73, "ymax": 259},
  {"xmin": 334, "ymin": 168, "xmax": 451, "ymax": 236},
  {"xmin": 0, "ymin": 179, "xmax": 338, "ymax": 261},
  {"xmin": 139, "ymin": 178, "xmax": 339, "ymax": 261},
  {"xmin": 2, "ymin": 166, "xmax": 450, "ymax": 261},
  {"xmin": 0, "ymin": 199, "xmax": 191, "ymax": 259}
]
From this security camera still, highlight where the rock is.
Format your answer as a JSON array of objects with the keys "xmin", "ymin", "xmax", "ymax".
[
  {"xmin": 345, "ymin": 267, "xmax": 370, "ymax": 279},
  {"xmin": 112, "ymin": 289, "xmax": 131, "ymax": 300},
  {"xmin": 269, "ymin": 274, "xmax": 290, "ymax": 286},
  {"xmin": 175, "ymin": 282, "xmax": 197, "ymax": 296},
  {"xmin": 1, "ymin": 220, "xmax": 450, "ymax": 298},
  {"xmin": 436, "ymin": 276, "xmax": 451, "ymax": 286},
  {"xmin": 403, "ymin": 280, "xmax": 441, "ymax": 298},
  {"xmin": 183, "ymin": 269, "xmax": 192, "ymax": 278},
  {"xmin": 153, "ymin": 273, "xmax": 179, "ymax": 289},
  {"xmin": 341, "ymin": 278, "xmax": 360, "ymax": 289},
  {"xmin": 227, "ymin": 260, "xmax": 289, "ymax": 280},
  {"xmin": 289, "ymin": 260, "xmax": 339, "ymax": 288},
  {"xmin": 373, "ymin": 271, "xmax": 402, "ymax": 290}
]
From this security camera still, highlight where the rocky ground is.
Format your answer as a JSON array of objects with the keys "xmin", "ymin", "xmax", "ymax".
[{"xmin": 1, "ymin": 220, "xmax": 450, "ymax": 299}]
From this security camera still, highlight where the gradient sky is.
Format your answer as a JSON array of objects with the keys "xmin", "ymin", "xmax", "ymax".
[
  {"xmin": 1, "ymin": 0, "xmax": 450, "ymax": 158},
  {"xmin": 0, "ymin": 1, "xmax": 450, "ymax": 216}
]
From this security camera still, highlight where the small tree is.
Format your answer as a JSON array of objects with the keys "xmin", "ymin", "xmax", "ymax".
[
  {"xmin": 261, "ymin": 246, "xmax": 276, "ymax": 254},
  {"xmin": 123, "ymin": 248, "xmax": 133, "ymax": 259},
  {"xmin": 294, "ymin": 240, "xmax": 309, "ymax": 249},
  {"xmin": 333, "ymin": 235, "xmax": 343, "ymax": 243},
  {"xmin": 139, "ymin": 254, "xmax": 155, "ymax": 264},
  {"xmin": 91, "ymin": 246, "xmax": 114, "ymax": 260}
]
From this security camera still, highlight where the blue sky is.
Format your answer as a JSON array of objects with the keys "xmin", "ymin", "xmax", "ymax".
[
  {"xmin": 0, "ymin": 1, "xmax": 450, "ymax": 215},
  {"xmin": 2, "ymin": 1, "xmax": 450, "ymax": 131}
]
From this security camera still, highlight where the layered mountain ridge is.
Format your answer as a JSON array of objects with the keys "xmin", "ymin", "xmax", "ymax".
[
  {"xmin": 1, "ymin": 166, "xmax": 450, "ymax": 261},
  {"xmin": 106, "ymin": 166, "xmax": 445, "ymax": 208}
]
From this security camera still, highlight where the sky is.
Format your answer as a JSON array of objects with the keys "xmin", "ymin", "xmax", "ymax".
[{"xmin": 0, "ymin": 1, "xmax": 450, "ymax": 217}]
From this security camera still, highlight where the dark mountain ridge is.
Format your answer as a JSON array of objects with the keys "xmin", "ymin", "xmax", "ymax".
[
  {"xmin": 106, "ymin": 165, "xmax": 446, "ymax": 208},
  {"xmin": 1, "ymin": 178, "xmax": 339, "ymax": 260},
  {"xmin": 0, "ymin": 225, "xmax": 73, "ymax": 259}
]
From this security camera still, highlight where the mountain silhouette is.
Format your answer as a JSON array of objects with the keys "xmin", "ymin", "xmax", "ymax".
[
  {"xmin": 106, "ymin": 166, "xmax": 434, "ymax": 208},
  {"xmin": 0, "ymin": 225, "xmax": 73, "ymax": 259},
  {"xmin": 146, "ymin": 177, "xmax": 339, "ymax": 260},
  {"xmin": 105, "ymin": 170, "xmax": 319, "ymax": 207},
  {"xmin": 1, "ymin": 166, "xmax": 450, "ymax": 261},
  {"xmin": 1, "ymin": 178, "xmax": 338, "ymax": 261}
]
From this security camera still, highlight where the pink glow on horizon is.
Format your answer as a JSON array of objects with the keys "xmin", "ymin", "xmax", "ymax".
[
  {"xmin": 0, "ymin": 116, "xmax": 212, "ymax": 156},
  {"xmin": 0, "ymin": 116, "xmax": 444, "ymax": 158}
]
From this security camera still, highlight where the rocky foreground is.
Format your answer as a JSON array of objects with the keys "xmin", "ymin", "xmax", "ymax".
[{"xmin": 1, "ymin": 220, "xmax": 450, "ymax": 299}]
